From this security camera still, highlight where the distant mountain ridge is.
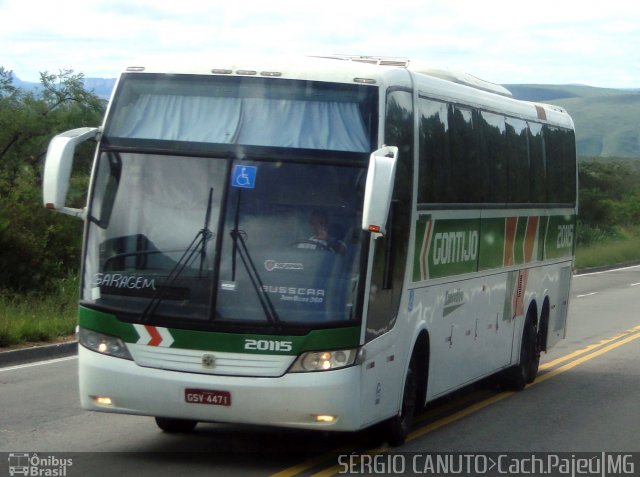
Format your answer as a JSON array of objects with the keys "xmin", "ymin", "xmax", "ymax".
[
  {"xmin": 10, "ymin": 75, "xmax": 639, "ymax": 159},
  {"xmin": 506, "ymin": 84, "xmax": 640, "ymax": 159},
  {"xmin": 11, "ymin": 75, "xmax": 117, "ymax": 99}
]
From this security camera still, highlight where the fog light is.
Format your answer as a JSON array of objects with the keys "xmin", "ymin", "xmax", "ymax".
[
  {"xmin": 92, "ymin": 396, "xmax": 113, "ymax": 406},
  {"xmin": 315, "ymin": 415, "xmax": 336, "ymax": 423}
]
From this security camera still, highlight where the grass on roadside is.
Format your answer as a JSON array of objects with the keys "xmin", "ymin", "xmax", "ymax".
[
  {"xmin": 576, "ymin": 239, "xmax": 640, "ymax": 270},
  {"xmin": 575, "ymin": 225, "xmax": 640, "ymax": 270},
  {"xmin": 0, "ymin": 276, "xmax": 78, "ymax": 348}
]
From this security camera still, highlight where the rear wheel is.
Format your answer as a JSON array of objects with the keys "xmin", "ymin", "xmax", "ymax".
[
  {"xmin": 503, "ymin": 312, "xmax": 540, "ymax": 390},
  {"xmin": 386, "ymin": 363, "xmax": 417, "ymax": 446},
  {"xmin": 154, "ymin": 417, "xmax": 198, "ymax": 433}
]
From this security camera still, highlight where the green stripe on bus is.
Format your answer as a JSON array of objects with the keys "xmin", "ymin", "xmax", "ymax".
[
  {"xmin": 478, "ymin": 218, "xmax": 505, "ymax": 271},
  {"xmin": 413, "ymin": 213, "xmax": 576, "ymax": 281},
  {"xmin": 78, "ymin": 306, "xmax": 360, "ymax": 354},
  {"xmin": 79, "ymin": 306, "xmax": 140, "ymax": 342},
  {"xmin": 514, "ymin": 217, "xmax": 528, "ymax": 264},
  {"xmin": 544, "ymin": 214, "xmax": 576, "ymax": 259}
]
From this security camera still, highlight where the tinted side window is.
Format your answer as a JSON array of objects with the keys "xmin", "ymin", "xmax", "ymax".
[
  {"xmin": 449, "ymin": 106, "xmax": 478, "ymax": 202},
  {"xmin": 561, "ymin": 129, "xmax": 577, "ymax": 204},
  {"xmin": 418, "ymin": 98, "xmax": 575, "ymax": 207},
  {"xmin": 418, "ymin": 99, "xmax": 450, "ymax": 203},
  {"xmin": 478, "ymin": 111, "xmax": 507, "ymax": 203},
  {"xmin": 505, "ymin": 117, "xmax": 529, "ymax": 203},
  {"xmin": 545, "ymin": 126, "xmax": 576, "ymax": 204},
  {"xmin": 528, "ymin": 122, "xmax": 547, "ymax": 203},
  {"xmin": 547, "ymin": 129, "xmax": 576, "ymax": 204}
]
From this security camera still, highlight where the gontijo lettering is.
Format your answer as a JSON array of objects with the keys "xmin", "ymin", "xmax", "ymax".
[{"xmin": 433, "ymin": 230, "xmax": 479, "ymax": 265}]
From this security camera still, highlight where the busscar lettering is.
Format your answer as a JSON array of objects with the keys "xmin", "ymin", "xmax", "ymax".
[
  {"xmin": 93, "ymin": 273, "xmax": 157, "ymax": 291},
  {"xmin": 261, "ymin": 285, "xmax": 325, "ymax": 304},
  {"xmin": 432, "ymin": 230, "xmax": 479, "ymax": 265},
  {"xmin": 261, "ymin": 285, "xmax": 325, "ymax": 297}
]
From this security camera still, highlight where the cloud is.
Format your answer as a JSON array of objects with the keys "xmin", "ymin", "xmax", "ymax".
[{"xmin": 1, "ymin": 0, "xmax": 638, "ymax": 87}]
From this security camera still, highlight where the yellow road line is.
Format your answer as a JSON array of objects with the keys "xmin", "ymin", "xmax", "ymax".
[
  {"xmin": 539, "ymin": 324, "xmax": 640, "ymax": 371},
  {"xmin": 534, "ymin": 330, "xmax": 640, "ymax": 385},
  {"xmin": 269, "ymin": 445, "xmax": 354, "ymax": 477},
  {"xmin": 271, "ymin": 326, "xmax": 640, "ymax": 477}
]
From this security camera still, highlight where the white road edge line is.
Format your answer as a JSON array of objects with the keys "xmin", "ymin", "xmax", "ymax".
[
  {"xmin": 576, "ymin": 292, "xmax": 599, "ymax": 298},
  {"xmin": 576, "ymin": 264, "xmax": 640, "ymax": 277},
  {"xmin": 0, "ymin": 355, "xmax": 77, "ymax": 373}
]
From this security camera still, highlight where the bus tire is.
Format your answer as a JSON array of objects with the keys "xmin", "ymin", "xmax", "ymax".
[
  {"xmin": 503, "ymin": 311, "xmax": 540, "ymax": 391},
  {"xmin": 386, "ymin": 361, "xmax": 417, "ymax": 446},
  {"xmin": 154, "ymin": 417, "xmax": 198, "ymax": 433}
]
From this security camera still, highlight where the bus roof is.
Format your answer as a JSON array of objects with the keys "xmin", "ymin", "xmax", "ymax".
[{"xmin": 122, "ymin": 55, "xmax": 574, "ymax": 129}]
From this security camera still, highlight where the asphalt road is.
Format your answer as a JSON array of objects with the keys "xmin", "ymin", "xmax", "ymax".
[{"xmin": 1, "ymin": 265, "xmax": 639, "ymax": 476}]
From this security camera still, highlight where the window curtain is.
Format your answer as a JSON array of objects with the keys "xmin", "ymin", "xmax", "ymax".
[{"xmin": 109, "ymin": 94, "xmax": 370, "ymax": 152}]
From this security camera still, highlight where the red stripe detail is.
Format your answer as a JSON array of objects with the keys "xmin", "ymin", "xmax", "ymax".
[
  {"xmin": 145, "ymin": 325, "xmax": 162, "ymax": 346},
  {"xmin": 513, "ymin": 269, "xmax": 529, "ymax": 318}
]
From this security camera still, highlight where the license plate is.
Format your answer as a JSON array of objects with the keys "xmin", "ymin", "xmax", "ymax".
[{"xmin": 185, "ymin": 388, "xmax": 231, "ymax": 406}]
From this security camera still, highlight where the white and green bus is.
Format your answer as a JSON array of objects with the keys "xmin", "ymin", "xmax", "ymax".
[{"xmin": 43, "ymin": 55, "xmax": 576, "ymax": 445}]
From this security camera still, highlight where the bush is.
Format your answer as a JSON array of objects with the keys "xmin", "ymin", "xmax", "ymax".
[
  {"xmin": 576, "ymin": 222, "xmax": 624, "ymax": 247},
  {"xmin": 0, "ymin": 67, "xmax": 104, "ymax": 293}
]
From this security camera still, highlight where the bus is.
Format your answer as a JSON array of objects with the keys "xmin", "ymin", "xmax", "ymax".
[{"xmin": 43, "ymin": 55, "xmax": 577, "ymax": 445}]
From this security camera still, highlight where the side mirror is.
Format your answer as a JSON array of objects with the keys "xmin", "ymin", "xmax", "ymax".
[
  {"xmin": 43, "ymin": 127, "xmax": 100, "ymax": 219},
  {"xmin": 361, "ymin": 146, "xmax": 398, "ymax": 236}
]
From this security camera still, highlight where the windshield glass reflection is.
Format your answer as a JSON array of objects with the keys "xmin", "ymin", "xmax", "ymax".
[{"xmin": 83, "ymin": 153, "xmax": 365, "ymax": 328}]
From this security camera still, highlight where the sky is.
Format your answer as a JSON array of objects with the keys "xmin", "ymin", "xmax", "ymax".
[{"xmin": 1, "ymin": 0, "xmax": 638, "ymax": 88}]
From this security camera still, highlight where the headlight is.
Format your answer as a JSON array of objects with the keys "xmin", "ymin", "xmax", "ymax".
[
  {"xmin": 289, "ymin": 348, "xmax": 358, "ymax": 372},
  {"xmin": 79, "ymin": 327, "xmax": 133, "ymax": 360}
]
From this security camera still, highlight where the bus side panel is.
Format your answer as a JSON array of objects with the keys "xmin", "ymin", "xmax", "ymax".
[
  {"xmin": 419, "ymin": 272, "xmax": 517, "ymax": 400},
  {"xmin": 546, "ymin": 265, "xmax": 572, "ymax": 349},
  {"xmin": 358, "ymin": 329, "xmax": 404, "ymax": 427}
]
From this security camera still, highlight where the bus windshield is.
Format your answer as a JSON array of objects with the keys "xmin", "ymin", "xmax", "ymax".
[
  {"xmin": 83, "ymin": 74, "xmax": 376, "ymax": 330},
  {"xmin": 83, "ymin": 154, "xmax": 366, "ymax": 328}
]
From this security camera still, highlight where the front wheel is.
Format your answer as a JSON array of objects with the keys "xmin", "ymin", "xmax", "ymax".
[
  {"xmin": 155, "ymin": 417, "xmax": 198, "ymax": 433},
  {"xmin": 386, "ymin": 364, "xmax": 417, "ymax": 446}
]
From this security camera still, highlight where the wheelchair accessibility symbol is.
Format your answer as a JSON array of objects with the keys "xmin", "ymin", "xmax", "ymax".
[{"xmin": 231, "ymin": 165, "xmax": 257, "ymax": 189}]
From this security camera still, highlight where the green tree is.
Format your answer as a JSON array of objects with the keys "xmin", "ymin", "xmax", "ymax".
[
  {"xmin": 578, "ymin": 160, "xmax": 640, "ymax": 227},
  {"xmin": 0, "ymin": 67, "xmax": 105, "ymax": 292}
]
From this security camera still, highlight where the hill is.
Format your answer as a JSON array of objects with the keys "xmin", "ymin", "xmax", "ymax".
[
  {"xmin": 506, "ymin": 84, "xmax": 640, "ymax": 159},
  {"xmin": 11, "ymin": 74, "xmax": 116, "ymax": 100}
]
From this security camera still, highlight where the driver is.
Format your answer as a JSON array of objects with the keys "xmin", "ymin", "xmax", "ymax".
[{"xmin": 299, "ymin": 209, "xmax": 346, "ymax": 254}]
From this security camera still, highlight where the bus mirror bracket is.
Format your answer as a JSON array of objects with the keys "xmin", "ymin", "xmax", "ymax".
[
  {"xmin": 43, "ymin": 127, "xmax": 101, "ymax": 219},
  {"xmin": 362, "ymin": 145, "xmax": 398, "ymax": 237}
]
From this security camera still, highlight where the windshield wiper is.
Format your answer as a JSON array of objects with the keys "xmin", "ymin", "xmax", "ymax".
[
  {"xmin": 228, "ymin": 191, "xmax": 281, "ymax": 327},
  {"xmin": 229, "ymin": 228, "xmax": 281, "ymax": 327},
  {"xmin": 141, "ymin": 188, "xmax": 214, "ymax": 322}
]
